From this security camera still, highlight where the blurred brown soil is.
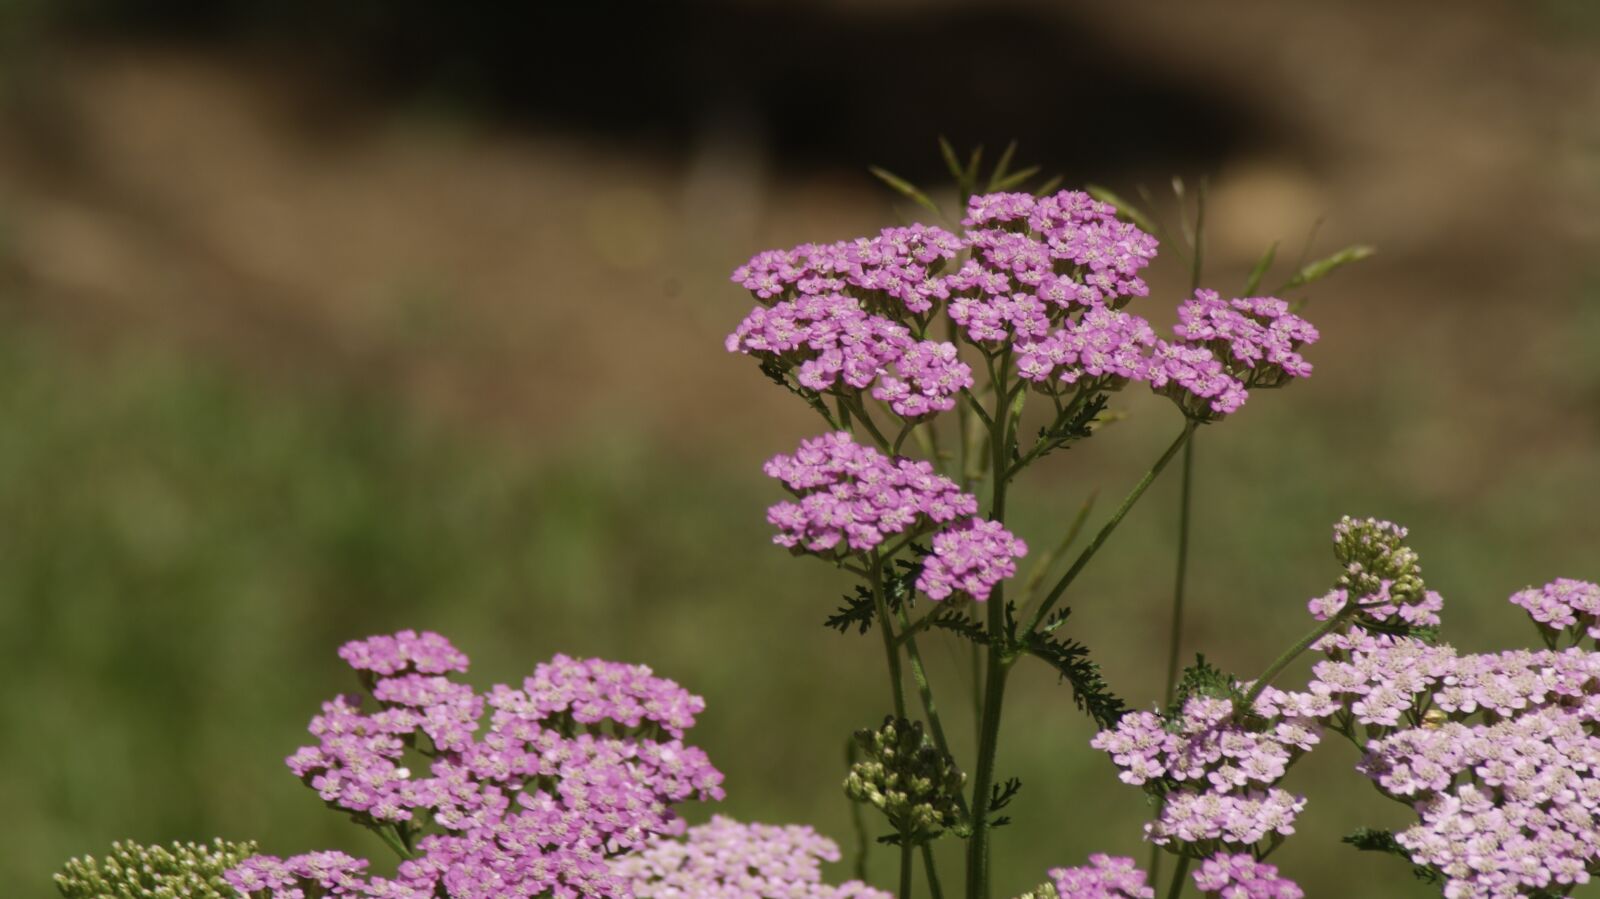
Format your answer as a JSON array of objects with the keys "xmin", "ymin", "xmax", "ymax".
[{"xmin": 0, "ymin": 0, "xmax": 1594, "ymax": 455}]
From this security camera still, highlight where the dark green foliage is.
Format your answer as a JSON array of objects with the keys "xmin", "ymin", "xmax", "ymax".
[
  {"xmin": 826, "ymin": 587, "xmax": 878, "ymax": 635},
  {"xmin": 1021, "ymin": 393, "xmax": 1109, "ymax": 468},
  {"xmin": 758, "ymin": 358, "xmax": 838, "ymax": 427},
  {"xmin": 1020, "ymin": 608, "xmax": 1127, "ymax": 728},
  {"xmin": 1343, "ymin": 828, "xmax": 1442, "ymax": 887},
  {"xmin": 824, "ymin": 557, "xmax": 921, "ymax": 636},
  {"xmin": 986, "ymin": 776, "xmax": 1023, "ymax": 828}
]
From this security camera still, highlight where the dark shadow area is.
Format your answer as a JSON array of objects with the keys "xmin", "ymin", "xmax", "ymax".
[{"xmin": 53, "ymin": 0, "xmax": 1293, "ymax": 181}]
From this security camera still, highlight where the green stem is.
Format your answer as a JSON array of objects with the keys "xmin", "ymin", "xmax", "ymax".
[
  {"xmin": 1166, "ymin": 855, "xmax": 1192, "ymax": 899},
  {"xmin": 847, "ymin": 739, "xmax": 871, "ymax": 882},
  {"xmin": 970, "ymin": 640, "xmax": 983, "ymax": 746},
  {"xmin": 871, "ymin": 557, "xmax": 909, "ymax": 718},
  {"xmin": 851, "ymin": 397, "xmax": 895, "ymax": 453},
  {"xmin": 961, "ymin": 388, "xmax": 996, "ymax": 429},
  {"xmin": 922, "ymin": 844, "xmax": 947, "ymax": 899},
  {"xmin": 1026, "ymin": 423, "xmax": 1195, "ymax": 636},
  {"xmin": 966, "ymin": 354, "xmax": 1014, "ymax": 899},
  {"xmin": 1001, "ymin": 387, "xmax": 1088, "ymax": 481},
  {"xmin": 900, "ymin": 835, "xmax": 914, "ymax": 899},
  {"xmin": 893, "ymin": 422, "xmax": 915, "ymax": 456},
  {"xmin": 1243, "ymin": 611, "xmax": 1352, "ymax": 708},
  {"xmin": 897, "ymin": 605, "xmax": 969, "ymax": 818},
  {"xmin": 1161, "ymin": 436, "xmax": 1197, "ymax": 706},
  {"xmin": 1015, "ymin": 490, "xmax": 1098, "ymax": 612},
  {"xmin": 371, "ymin": 824, "xmax": 414, "ymax": 861},
  {"xmin": 1151, "ymin": 434, "xmax": 1199, "ymax": 885},
  {"xmin": 965, "ymin": 631, "xmax": 1011, "ymax": 899}
]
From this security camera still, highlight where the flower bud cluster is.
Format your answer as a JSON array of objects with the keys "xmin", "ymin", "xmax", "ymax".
[
  {"xmin": 1332, "ymin": 516, "xmax": 1427, "ymax": 610},
  {"xmin": 233, "ymin": 630, "xmax": 725, "ymax": 899},
  {"xmin": 845, "ymin": 717, "xmax": 967, "ymax": 842},
  {"xmin": 56, "ymin": 839, "xmax": 257, "ymax": 899},
  {"xmin": 613, "ymin": 815, "xmax": 891, "ymax": 898}
]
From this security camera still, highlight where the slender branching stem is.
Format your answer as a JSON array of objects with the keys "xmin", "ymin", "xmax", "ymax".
[
  {"xmin": 851, "ymin": 397, "xmax": 895, "ymax": 454},
  {"xmin": 1161, "ymin": 436, "xmax": 1197, "ymax": 706},
  {"xmin": 871, "ymin": 556, "xmax": 909, "ymax": 719},
  {"xmin": 846, "ymin": 738, "xmax": 871, "ymax": 882},
  {"xmin": 1165, "ymin": 855, "xmax": 1192, "ymax": 899},
  {"xmin": 1243, "ymin": 610, "xmax": 1353, "ymax": 708},
  {"xmin": 1025, "ymin": 422, "xmax": 1195, "ymax": 637},
  {"xmin": 372, "ymin": 824, "xmax": 414, "ymax": 861},
  {"xmin": 897, "ymin": 604, "xmax": 970, "ymax": 818},
  {"xmin": 1151, "ymin": 431, "xmax": 1198, "ymax": 884},
  {"xmin": 1015, "ymin": 490, "xmax": 1098, "ymax": 615},
  {"xmin": 966, "ymin": 351, "xmax": 1016, "ymax": 899},
  {"xmin": 961, "ymin": 388, "xmax": 995, "ymax": 429},
  {"xmin": 899, "ymin": 831, "xmax": 914, "ymax": 899},
  {"xmin": 922, "ymin": 845, "xmax": 946, "ymax": 899},
  {"xmin": 893, "ymin": 422, "xmax": 916, "ymax": 455}
]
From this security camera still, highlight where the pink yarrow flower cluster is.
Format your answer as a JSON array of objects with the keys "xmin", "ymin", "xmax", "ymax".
[
  {"xmin": 729, "ymin": 190, "xmax": 1319, "ymax": 424},
  {"xmin": 764, "ymin": 431, "xmax": 978, "ymax": 554},
  {"xmin": 1047, "ymin": 854, "xmax": 1154, "ymax": 898},
  {"xmin": 1091, "ymin": 694, "xmax": 1316, "ymax": 852},
  {"xmin": 1510, "ymin": 577, "xmax": 1600, "ymax": 643},
  {"xmin": 1041, "ymin": 853, "xmax": 1302, "ymax": 899},
  {"xmin": 613, "ymin": 815, "xmax": 891, "ymax": 898},
  {"xmin": 763, "ymin": 431, "xmax": 1025, "ymax": 602},
  {"xmin": 917, "ymin": 518, "xmax": 1028, "ymax": 602},
  {"xmin": 1191, "ymin": 854, "xmax": 1304, "ymax": 899},
  {"xmin": 227, "ymin": 851, "xmax": 424, "ymax": 899},
  {"xmin": 1175, "ymin": 291, "xmax": 1318, "ymax": 386},
  {"xmin": 233, "ymin": 631, "xmax": 725, "ymax": 899},
  {"xmin": 1307, "ymin": 578, "xmax": 1600, "ymax": 896}
]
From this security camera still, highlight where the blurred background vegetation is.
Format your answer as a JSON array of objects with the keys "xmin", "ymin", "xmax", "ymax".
[{"xmin": 0, "ymin": 1, "xmax": 1596, "ymax": 896}]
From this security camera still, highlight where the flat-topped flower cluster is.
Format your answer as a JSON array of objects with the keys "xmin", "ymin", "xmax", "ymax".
[
  {"xmin": 728, "ymin": 190, "xmax": 1317, "ymax": 426},
  {"xmin": 231, "ymin": 630, "xmax": 728, "ymax": 899},
  {"xmin": 1039, "ymin": 851, "xmax": 1301, "ymax": 899},
  {"xmin": 1087, "ymin": 513, "xmax": 1600, "ymax": 898},
  {"xmin": 732, "ymin": 190, "xmax": 1318, "ymax": 608},
  {"xmin": 614, "ymin": 815, "xmax": 889, "ymax": 898}
]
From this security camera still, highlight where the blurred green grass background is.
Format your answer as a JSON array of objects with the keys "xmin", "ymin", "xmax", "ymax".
[
  {"xmin": 2, "ymin": 267, "xmax": 1597, "ymax": 896},
  {"xmin": 1, "ymin": 1, "xmax": 1598, "ymax": 896}
]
